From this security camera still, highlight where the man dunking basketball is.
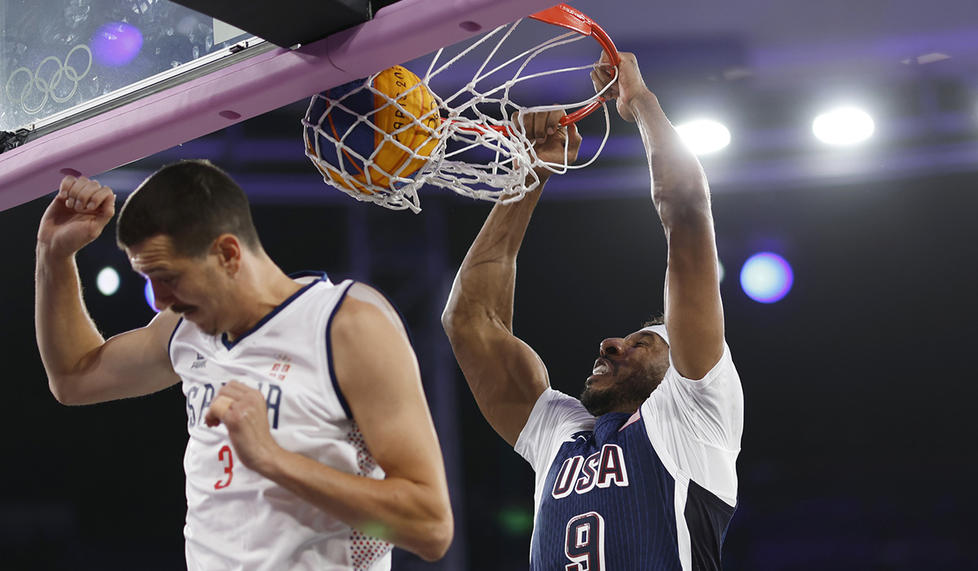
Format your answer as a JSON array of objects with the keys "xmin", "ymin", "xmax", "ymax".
[
  {"xmin": 442, "ymin": 51, "xmax": 743, "ymax": 570},
  {"xmin": 35, "ymin": 160, "xmax": 452, "ymax": 569}
]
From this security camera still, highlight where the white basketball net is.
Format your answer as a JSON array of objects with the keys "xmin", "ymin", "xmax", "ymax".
[{"xmin": 302, "ymin": 11, "xmax": 617, "ymax": 213}]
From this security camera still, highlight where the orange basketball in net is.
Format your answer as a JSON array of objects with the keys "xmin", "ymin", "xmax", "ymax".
[{"xmin": 304, "ymin": 65, "xmax": 441, "ymax": 194}]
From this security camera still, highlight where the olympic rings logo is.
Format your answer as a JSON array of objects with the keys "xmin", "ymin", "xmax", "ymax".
[{"xmin": 5, "ymin": 44, "xmax": 93, "ymax": 115}]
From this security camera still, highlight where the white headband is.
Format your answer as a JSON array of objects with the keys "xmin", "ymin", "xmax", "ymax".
[{"xmin": 640, "ymin": 324, "xmax": 669, "ymax": 346}]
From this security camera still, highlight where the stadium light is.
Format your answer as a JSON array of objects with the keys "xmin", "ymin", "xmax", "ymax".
[
  {"xmin": 740, "ymin": 252, "xmax": 794, "ymax": 303},
  {"xmin": 812, "ymin": 106, "xmax": 875, "ymax": 146},
  {"xmin": 96, "ymin": 266, "xmax": 120, "ymax": 296},
  {"xmin": 675, "ymin": 119, "xmax": 731, "ymax": 155}
]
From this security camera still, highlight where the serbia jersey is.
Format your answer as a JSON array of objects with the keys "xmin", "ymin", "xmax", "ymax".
[
  {"xmin": 169, "ymin": 273, "xmax": 394, "ymax": 571},
  {"xmin": 515, "ymin": 343, "xmax": 743, "ymax": 570}
]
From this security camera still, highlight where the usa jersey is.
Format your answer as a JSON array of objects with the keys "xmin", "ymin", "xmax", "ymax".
[
  {"xmin": 169, "ymin": 273, "xmax": 394, "ymax": 571},
  {"xmin": 515, "ymin": 344, "xmax": 743, "ymax": 570}
]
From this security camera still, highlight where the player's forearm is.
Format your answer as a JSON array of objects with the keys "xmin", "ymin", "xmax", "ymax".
[
  {"xmin": 259, "ymin": 447, "xmax": 453, "ymax": 561},
  {"xmin": 443, "ymin": 175, "xmax": 548, "ymax": 333},
  {"xmin": 629, "ymin": 94, "xmax": 725, "ymax": 376},
  {"xmin": 629, "ymin": 94, "xmax": 712, "ymax": 231},
  {"xmin": 35, "ymin": 244, "xmax": 107, "ymax": 403}
]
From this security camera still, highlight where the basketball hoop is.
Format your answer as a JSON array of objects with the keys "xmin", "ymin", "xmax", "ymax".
[{"xmin": 302, "ymin": 3, "xmax": 620, "ymax": 213}]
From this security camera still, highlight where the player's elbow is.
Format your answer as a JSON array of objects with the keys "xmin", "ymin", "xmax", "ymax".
[
  {"xmin": 414, "ymin": 513, "xmax": 454, "ymax": 562},
  {"xmin": 441, "ymin": 299, "xmax": 496, "ymax": 340},
  {"xmin": 441, "ymin": 311, "xmax": 486, "ymax": 360},
  {"xmin": 47, "ymin": 370, "xmax": 102, "ymax": 406},
  {"xmin": 48, "ymin": 377, "xmax": 83, "ymax": 406},
  {"xmin": 440, "ymin": 303, "xmax": 472, "ymax": 340},
  {"xmin": 656, "ymin": 184, "xmax": 712, "ymax": 227},
  {"xmin": 440, "ymin": 305, "xmax": 460, "ymax": 336}
]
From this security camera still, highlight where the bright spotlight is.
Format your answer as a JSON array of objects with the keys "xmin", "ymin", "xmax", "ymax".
[
  {"xmin": 740, "ymin": 252, "xmax": 794, "ymax": 303},
  {"xmin": 812, "ymin": 106, "xmax": 875, "ymax": 145},
  {"xmin": 96, "ymin": 267, "xmax": 120, "ymax": 296},
  {"xmin": 675, "ymin": 119, "xmax": 731, "ymax": 155},
  {"xmin": 144, "ymin": 280, "xmax": 159, "ymax": 313}
]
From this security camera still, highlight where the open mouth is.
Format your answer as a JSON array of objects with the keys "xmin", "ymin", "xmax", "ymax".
[
  {"xmin": 591, "ymin": 358, "xmax": 613, "ymax": 376},
  {"xmin": 593, "ymin": 362, "xmax": 610, "ymax": 375}
]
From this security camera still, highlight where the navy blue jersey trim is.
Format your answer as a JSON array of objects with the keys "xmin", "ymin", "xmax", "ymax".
[
  {"xmin": 684, "ymin": 479, "xmax": 736, "ymax": 571},
  {"xmin": 325, "ymin": 281, "xmax": 356, "ymax": 419},
  {"xmin": 289, "ymin": 270, "xmax": 329, "ymax": 281},
  {"xmin": 167, "ymin": 316, "xmax": 185, "ymax": 357},
  {"xmin": 220, "ymin": 274, "xmax": 326, "ymax": 350}
]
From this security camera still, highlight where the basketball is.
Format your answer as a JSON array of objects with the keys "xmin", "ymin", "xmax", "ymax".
[{"xmin": 304, "ymin": 65, "xmax": 441, "ymax": 194}]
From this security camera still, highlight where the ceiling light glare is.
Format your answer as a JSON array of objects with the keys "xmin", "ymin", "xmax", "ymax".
[
  {"xmin": 675, "ymin": 119, "xmax": 731, "ymax": 155},
  {"xmin": 812, "ymin": 106, "xmax": 875, "ymax": 146},
  {"xmin": 96, "ymin": 267, "xmax": 120, "ymax": 296}
]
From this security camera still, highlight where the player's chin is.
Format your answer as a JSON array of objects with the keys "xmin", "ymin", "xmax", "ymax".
[
  {"xmin": 181, "ymin": 311, "xmax": 208, "ymax": 329},
  {"xmin": 183, "ymin": 312, "xmax": 218, "ymax": 335},
  {"xmin": 581, "ymin": 378, "xmax": 608, "ymax": 399},
  {"xmin": 585, "ymin": 373, "xmax": 612, "ymax": 387},
  {"xmin": 200, "ymin": 322, "xmax": 221, "ymax": 336},
  {"xmin": 172, "ymin": 305, "xmax": 196, "ymax": 316},
  {"xmin": 580, "ymin": 385, "xmax": 616, "ymax": 416}
]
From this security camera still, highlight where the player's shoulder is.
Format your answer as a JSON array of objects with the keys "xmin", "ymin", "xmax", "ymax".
[
  {"xmin": 149, "ymin": 308, "xmax": 183, "ymax": 340},
  {"xmin": 526, "ymin": 389, "xmax": 594, "ymax": 438},
  {"xmin": 286, "ymin": 273, "xmax": 355, "ymax": 314},
  {"xmin": 333, "ymin": 293, "xmax": 382, "ymax": 324},
  {"xmin": 665, "ymin": 341, "xmax": 739, "ymax": 389},
  {"xmin": 334, "ymin": 281, "xmax": 406, "ymax": 331}
]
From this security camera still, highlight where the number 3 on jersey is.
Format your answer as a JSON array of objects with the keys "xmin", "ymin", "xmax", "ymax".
[
  {"xmin": 565, "ymin": 511, "xmax": 605, "ymax": 571},
  {"xmin": 214, "ymin": 444, "xmax": 234, "ymax": 489}
]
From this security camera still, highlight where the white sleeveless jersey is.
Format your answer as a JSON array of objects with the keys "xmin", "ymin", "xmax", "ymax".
[{"xmin": 169, "ymin": 273, "xmax": 393, "ymax": 571}]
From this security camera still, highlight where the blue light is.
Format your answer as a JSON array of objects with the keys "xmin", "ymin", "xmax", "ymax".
[
  {"xmin": 740, "ymin": 252, "xmax": 794, "ymax": 303},
  {"xmin": 91, "ymin": 22, "xmax": 143, "ymax": 67},
  {"xmin": 144, "ymin": 279, "xmax": 159, "ymax": 313}
]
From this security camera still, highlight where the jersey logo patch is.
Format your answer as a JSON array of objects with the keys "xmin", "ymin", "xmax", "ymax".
[
  {"xmin": 268, "ymin": 353, "xmax": 293, "ymax": 381},
  {"xmin": 191, "ymin": 352, "xmax": 207, "ymax": 369},
  {"xmin": 552, "ymin": 444, "xmax": 630, "ymax": 499}
]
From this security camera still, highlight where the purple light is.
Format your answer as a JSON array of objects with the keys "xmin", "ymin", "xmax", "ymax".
[
  {"xmin": 740, "ymin": 252, "xmax": 794, "ymax": 303},
  {"xmin": 91, "ymin": 22, "xmax": 143, "ymax": 67},
  {"xmin": 144, "ymin": 279, "xmax": 159, "ymax": 313}
]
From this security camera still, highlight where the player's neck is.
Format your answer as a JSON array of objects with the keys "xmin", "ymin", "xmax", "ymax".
[{"xmin": 224, "ymin": 255, "xmax": 303, "ymax": 341}]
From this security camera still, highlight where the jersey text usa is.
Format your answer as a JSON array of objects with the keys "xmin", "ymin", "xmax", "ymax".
[{"xmin": 551, "ymin": 443, "xmax": 629, "ymax": 498}]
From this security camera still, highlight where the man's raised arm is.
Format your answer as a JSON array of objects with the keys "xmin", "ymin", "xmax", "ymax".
[
  {"xmin": 441, "ymin": 111, "xmax": 582, "ymax": 446},
  {"xmin": 594, "ymin": 52, "xmax": 725, "ymax": 378},
  {"xmin": 35, "ymin": 176, "xmax": 180, "ymax": 405}
]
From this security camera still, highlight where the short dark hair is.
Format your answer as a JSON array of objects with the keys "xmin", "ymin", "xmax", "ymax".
[
  {"xmin": 642, "ymin": 314, "xmax": 665, "ymax": 328},
  {"xmin": 116, "ymin": 160, "xmax": 261, "ymax": 256}
]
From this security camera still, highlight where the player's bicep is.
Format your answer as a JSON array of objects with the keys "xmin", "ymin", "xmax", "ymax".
[
  {"xmin": 446, "ymin": 320, "xmax": 549, "ymax": 447},
  {"xmin": 664, "ymin": 217, "xmax": 725, "ymax": 379},
  {"xmin": 330, "ymin": 295, "xmax": 445, "ymax": 487},
  {"xmin": 66, "ymin": 311, "xmax": 182, "ymax": 404}
]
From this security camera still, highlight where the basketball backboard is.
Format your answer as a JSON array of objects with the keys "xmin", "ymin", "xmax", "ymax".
[
  {"xmin": 0, "ymin": 0, "xmax": 556, "ymax": 211},
  {"xmin": 1, "ymin": 1, "xmax": 251, "ymax": 137}
]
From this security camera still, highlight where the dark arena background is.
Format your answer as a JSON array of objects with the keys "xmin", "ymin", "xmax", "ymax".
[{"xmin": 2, "ymin": 0, "xmax": 978, "ymax": 569}]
